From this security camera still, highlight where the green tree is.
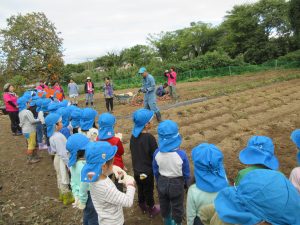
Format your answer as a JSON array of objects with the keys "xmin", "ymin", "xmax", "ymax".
[
  {"xmin": 120, "ymin": 44, "xmax": 156, "ymax": 66},
  {"xmin": 289, "ymin": 0, "xmax": 300, "ymax": 48},
  {"xmin": 0, "ymin": 12, "xmax": 64, "ymax": 82}
]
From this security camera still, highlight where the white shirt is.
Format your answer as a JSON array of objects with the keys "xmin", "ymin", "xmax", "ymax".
[
  {"xmin": 38, "ymin": 111, "xmax": 45, "ymax": 124},
  {"xmin": 90, "ymin": 177, "xmax": 135, "ymax": 225},
  {"xmin": 49, "ymin": 132, "xmax": 69, "ymax": 165},
  {"xmin": 18, "ymin": 109, "xmax": 39, "ymax": 133}
]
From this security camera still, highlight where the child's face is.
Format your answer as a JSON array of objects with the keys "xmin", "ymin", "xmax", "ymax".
[
  {"xmin": 55, "ymin": 120, "xmax": 63, "ymax": 131},
  {"xmin": 102, "ymin": 159, "xmax": 114, "ymax": 176},
  {"xmin": 105, "ymin": 79, "xmax": 110, "ymax": 84}
]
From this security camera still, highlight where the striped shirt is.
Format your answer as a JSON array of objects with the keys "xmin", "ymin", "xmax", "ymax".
[{"xmin": 90, "ymin": 177, "xmax": 135, "ymax": 225}]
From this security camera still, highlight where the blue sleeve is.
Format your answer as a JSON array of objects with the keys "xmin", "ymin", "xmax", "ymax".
[
  {"xmin": 177, "ymin": 150, "xmax": 191, "ymax": 184},
  {"xmin": 146, "ymin": 76, "xmax": 156, "ymax": 92},
  {"xmin": 152, "ymin": 149, "xmax": 160, "ymax": 181}
]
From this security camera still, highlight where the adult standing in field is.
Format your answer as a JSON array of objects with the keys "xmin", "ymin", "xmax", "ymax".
[
  {"xmin": 3, "ymin": 83, "xmax": 22, "ymax": 136},
  {"xmin": 36, "ymin": 80, "xmax": 48, "ymax": 91},
  {"xmin": 103, "ymin": 77, "xmax": 114, "ymax": 113},
  {"xmin": 164, "ymin": 67, "xmax": 178, "ymax": 100},
  {"xmin": 84, "ymin": 77, "xmax": 95, "ymax": 107},
  {"xmin": 138, "ymin": 67, "xmax": 162, "ymax": 122},
  {"xmin": 53, "ymin": 81, "xmax": 65, "ymax": 101},
  {"xmin": 68, "ymin": 79, "xmax": 79, "ymax": 106}
]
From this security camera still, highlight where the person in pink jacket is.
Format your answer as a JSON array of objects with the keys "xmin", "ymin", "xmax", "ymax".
[
  {"xmin": 164, "ymin": 67, "xmax": 178, "ymax": 100},
  {"xmin": 36, "ymin": 80, "xmax": 48, "ymax": 91},
  {"xmin": 3, "ymin": 83, "xmax": 22, "ymax": 136},
  {"xmin": 53, "ymin": 82, "xmax": 65, "ymax": 101}
]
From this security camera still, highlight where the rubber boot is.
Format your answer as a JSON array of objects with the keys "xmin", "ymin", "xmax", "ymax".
[
  {"xmin": 155, "ymin": 111, "xmax": 162, "ymax": 122},
  {"xmin": 63, "ymin": 192, "xmax": 75, "ymax": 205},
  {"xmin": 59, "ymin": 192, "xmax": 64, "ymax": 201},
  {"xmin": 148, "ymin": 204, "xmax": 160, "ymax": 218},
  {"xmin": 164, "ymin": 216, "xmax": 175, "ymax": 225},
  {"xmin": 138, "ymin": 202, "xmax": 148, "ymax": 214}
]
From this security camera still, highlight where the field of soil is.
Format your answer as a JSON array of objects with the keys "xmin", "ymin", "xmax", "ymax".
[{"xmin": 1, "ymin": 69, "xmax": 300, "ymax": 225}]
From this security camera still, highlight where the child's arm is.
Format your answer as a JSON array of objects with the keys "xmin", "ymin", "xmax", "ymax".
[
  {"xmin": 116, "ymin": 139, "xmax": 124, "ymax": 156},
  {"xmin": 178, "ymin": 150, "xmax": 191, "ymax": 185},
  {"xmin": 152, "ymin": 149, "xmax": 160, "ymax": 181},
  {"xmin": 186, "ymin": 188, "xmax": 197, "ymax": 225},
  {"xmin": 70, "ymin": 169, "xmax": 79, "ymax": 199},
  {"xmin": 149, "ymin": 134, "xmax": 158, "ymax": 158},
  {"xmin": 25, "ymin": 110, "xmax": 40, "ymax": 124},
  {"xmin": 54, "ymin": 135, "xmax": 69, "ymax": 165},
  {"xmin": 79, "ymin": 180, "xmax": 89, "ymax": 204},
  {"xmin": 104, "ymin": 184, "xmax": 135, "ymax": 208}
]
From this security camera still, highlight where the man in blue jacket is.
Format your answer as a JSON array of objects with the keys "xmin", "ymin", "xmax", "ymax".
[{"xmin": 138, "ymin": 67, "xmax": 162, "ymax": 122}]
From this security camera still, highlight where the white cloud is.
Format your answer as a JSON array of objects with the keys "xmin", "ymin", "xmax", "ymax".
[{"xmin": 0, "ymin": 0, "xmax": 258, "ymax": 63}]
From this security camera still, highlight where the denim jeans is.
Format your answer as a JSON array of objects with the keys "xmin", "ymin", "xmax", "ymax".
[
  {"xmin": 83, "ymin": 191, "xmax": 99, "ymax": 225},
  {"xmin": 86, "ymin": 93, "xmax": 94, "ymax": 105},
  {"xmin": 36, "ymin": 122, "xmax": 43, "ymax": 144}
]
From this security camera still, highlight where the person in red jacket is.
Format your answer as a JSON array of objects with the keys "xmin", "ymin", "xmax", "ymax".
[
  {"xmin": 164, "ymin": 67, "xmax": 178, "ymax": 100},
  {"xmin": 97, "ymin": 112, "xmax": 125, "ymax": 191},
  {"xmin": 3, "ymin": 83, "xmax": 22, "ymax": 136}
]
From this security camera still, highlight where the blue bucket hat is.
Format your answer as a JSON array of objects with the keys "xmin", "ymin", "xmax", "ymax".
[
  {"xmin": 81, "ymin": 141, "xmax": 117, "ymax": 182},
  {"xmin": 17, "ymin": 97, "xmax": 28, "ymax": 111},
  {"xmin": 80, "ymin": 108, "xmax": 97, "ymax": 131},
  {"xmin": 66, "ymin": 133, "xmax": 90, "ymax": 167},
  {"xmin": 22, "ymin": 91, "xmax": 33, "ymax": 101},
  {"xmin": 291, "ymin": 130, "xmax": 300, "ymax": 164},
  {"xmin": 29, "ymin": 95, "xmax": 40, "ymax": 107},
  {"xmin": 98, "ymin": 113, "xmax": 116, "ymax": 140},
  {"xmin": 60, "ymin": 100, "xmax": 69, "ymax": 108},
  {"xmin": 239, "ymin": 136, "xmax": 279, "ymax": 170},
  {"xmin": 41, "ymin": 98, "xmax": 51, "ymax": 112},
  {"xmin": 132, "ymin": 109, "xmax": 154, "ymax": 138},
  {"xmin": 191, "ymin": 143, "xmax": 228, "ymax": 193},
  {"xmin": 47, "ymin": 102, "xmax": 61, "ymax": 113},
  {"xmin": 71, "ymin": 107, "xmax": 82, "ymax": 128},
  {"xmin": 45, "ymin": 113, "xmax": 61, "ymax": 137},
  {"xmin": 215, "ymin": 169, "xmax": 300, "ymax": 225},
  {"xmin": 56, "ymin": 107, "xmax": 72, "ymax": 127},
  {"xmin": 138, "ymin": 67, "xmax": 147, "ymax": 74},
  {"xmin": 158, "ymin": 120, "xmax": 182, "ymax": 152},
  {"xmin": 35, "ymin": 98, "xmax": 43, "ymax": 112}
]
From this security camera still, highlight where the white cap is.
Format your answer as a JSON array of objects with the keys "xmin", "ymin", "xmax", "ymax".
[{"xmin": 87, "ymin": 77, "xmax": 91, "ymax": 80}]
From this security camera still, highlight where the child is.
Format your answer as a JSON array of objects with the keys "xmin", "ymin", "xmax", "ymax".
[
  {"xmin": 81, "ymin": 141, "xmax": 136, "ymax": 225},
  {"xmin": 130, "ymin": 109, "xmax": 160, "ymax": 217},
  {"xmin": 200, "ymin": 169, "xmax": 300, "ymax": 225},
  {"xmin": 45, "ymin": 113, "xmax": 74, "ymax": 205},
  {"xmin": 34, "ymin": 98, "xmax": 48, "ymax": 150},
  {"xmin": 103, "ymin": 77, "xmax": 114, "ymax": 113},
  {"xmin": 98, "ymin": 112, "xmax": 125, "ymax": 191},
  {"xmin": 79, "ymin": 108, "xmax": 98, "ymax": 141},
  {"xmin": 70, "ymin": 106, "xmax": 82, "ymax": 134},
  {"xmin": 40, "ymin": 98, "xmax": 52, "ymax": 153},
  {"xmin": 3, "ymin": 83, "xmax": 22, "ymax": 136},
  {"xmin": 290, "ymin": 129, "xmax": 300, "ymax": 166},
  {"xmin": 234, "ymin": 135, "xmax": 279, "ymax": 185},
  {"xmin": 156, "ymin": 83, "xmax": 169, "ymax": 97},
  {"xmin": 153, "ymin": 120, "xmax": 190, "ymax": 225},
  {"xmin": 17, "ymin": 96, "xmax": 41, "ymax": 163},
  {"xmin": 187, "ymin": 143, "xmax": 228, "ymax": 225},
  {"xmin": 66, "ymin": 133, "xmax": 99, "ymax": 225},
  {"xmin": 56, "ymin": 105, "xmax": 72, "ymax": 139}
]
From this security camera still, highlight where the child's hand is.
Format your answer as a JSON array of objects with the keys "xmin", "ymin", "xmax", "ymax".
[
  {"xmin": 113, "ymin": 165, "xmax": 126, "ymax": 179},
  {"xmin": 77, "ymin": 202, "xmax": 86, "ymax": 210},
  {"xmin": 72, "ymin": 197, "xmax": 79, "ymax": 208},
  {"xmin": 121, "ymin": 174, "xmax": 135, "ymax": 187},
  {"xmin": 87, "ymin": 172, "xmax": 95, "ymax": 181}
]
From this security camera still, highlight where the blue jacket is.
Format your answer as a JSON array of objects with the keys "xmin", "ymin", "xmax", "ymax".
[{"xmin": 153, "ymin": 148, "xmax": 190, "ymax": 185}]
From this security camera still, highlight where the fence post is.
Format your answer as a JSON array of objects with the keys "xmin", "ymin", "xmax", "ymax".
[
  {"xmin": 275, "ymin": 60, "xmax": 278, "ymax": 70},
  {"xmin": 229, "ymin": 66, "xmax": 232, "ymax": 75},
  {"xmin": 189, "ymin": 70, "xmax": 192, "ymax": 79}
]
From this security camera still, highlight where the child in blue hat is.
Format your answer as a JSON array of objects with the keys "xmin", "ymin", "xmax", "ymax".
[
  {"xmin": 290, "ymin": 129, "xmax": 300, "ymax": 166},
  {"xmin": 153, "ymin": 120, "xmax": 190, "ymax": 225},
  {"xmin": 45, "ymin": 113, "xmax": 74, "ymax": 205},
  {"xmin": 66, "ymin": 133, "xmax": 99, "ymax": 225},
  {"xmin": 79, "ymin": 108, "xmax": 98, "ymax": 141},
  {"xmin": 234, "ymin": 135, "xmax": 279, "ymax": 185},
  {"xmin": 70, "ymin": 106, "xmax": 82, "ymax": 134},
  {"xmin": 56, "ymin": 106, "xmax": 73, "ymax": 139},
  {"xmin": 200, "ymin": 169, "xmax": 300, "ymax": 225},
  {"xmin": 81, "ymin": 141, "xmax": 136, "ymax": 225},
  {"xmin": 17, "ymin": 96, "xmax": 41, "ymax": 164},
  {"xmin": 187, "ymin": 143, "xmax": 228, "ymax": 225},
  {"xmin": 98, "ymin": 112, "xmax": 125, "ymax": 191},
  {"xmin": 130, "ymin": 108, "xmax": 160, "ymax": 217},
  {"xmin": 34, "ymin": 98, "xmax": 48, "ymax": 150}
]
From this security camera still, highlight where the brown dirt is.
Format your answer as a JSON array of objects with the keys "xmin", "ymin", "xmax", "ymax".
[{"xmin": 1, "ymin": 69, "xmax": 300, "ymax": 224}]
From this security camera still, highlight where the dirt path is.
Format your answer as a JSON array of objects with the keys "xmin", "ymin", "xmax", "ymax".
[{"xmin": 1, "ymin": 69, "xmax": 300, "ymax": 224}]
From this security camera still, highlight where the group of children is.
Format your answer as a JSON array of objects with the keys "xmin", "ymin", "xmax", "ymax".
[{"xmin": 12, "ymin": 88, "xmax": 300, "ymax": 225}]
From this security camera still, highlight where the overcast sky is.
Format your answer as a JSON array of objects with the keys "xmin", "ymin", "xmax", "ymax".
[{"xmin": 0, "ymin": 0, "xmax": 258, "ymax": 64}]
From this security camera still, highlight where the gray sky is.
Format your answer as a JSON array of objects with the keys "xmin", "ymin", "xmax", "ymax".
[{"xmin": 0, "ymin": 0, "xmax": 257, "ymax": 64}]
